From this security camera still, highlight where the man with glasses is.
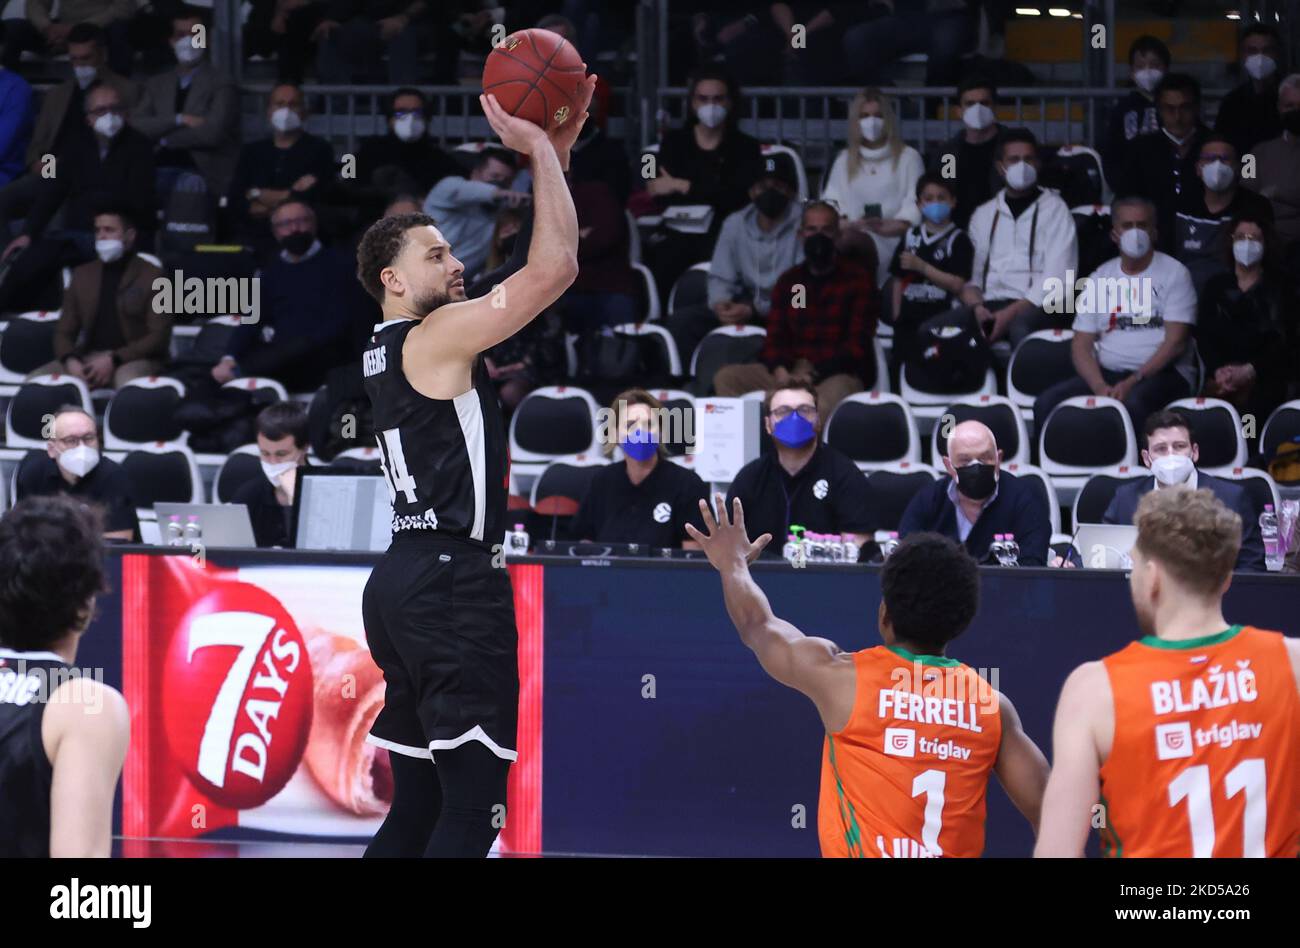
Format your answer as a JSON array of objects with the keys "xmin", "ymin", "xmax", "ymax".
[
  {"xmin": 14, "ymin": 405, "xmax": 136, "ymax": 540},
  {"xmin": 725, "ymin": 381, "xmax": 874, "ymax": 560}
]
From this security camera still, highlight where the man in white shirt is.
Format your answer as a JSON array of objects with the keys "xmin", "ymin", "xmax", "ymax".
[
  {"xmin": 1032, "ymin": 196, "xmax": 1196, "ymax": 437},
  {"xmin": 958, "ymin": 128, "xmax": 1078, "ymax": 348}
]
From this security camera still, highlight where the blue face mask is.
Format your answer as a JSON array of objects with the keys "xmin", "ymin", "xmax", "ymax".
[
  {"xmin": 772, "ymin": 412, "xmax": 816, "ymax": 448},
  {"xmin": 621, "ymin": 426, "xmax": 658, "ymax": 462},
  {"xmin": 921, "ymin": 201, "xmax": 951, "ymax": 224}
]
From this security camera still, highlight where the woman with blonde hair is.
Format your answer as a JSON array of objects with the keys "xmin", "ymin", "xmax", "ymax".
[{"xmin": 821, "ymin": 88, "xmax": 924, "ymax": 288}]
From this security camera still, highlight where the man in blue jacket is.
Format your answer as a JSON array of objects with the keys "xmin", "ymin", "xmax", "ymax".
[
  {"xmin": 1102, "ymin": 408, "xmax": 1265, "ymax": 571},
  {"xmin": 898, "ymin": 420, "xmax": 1051, "ymax": 565}
]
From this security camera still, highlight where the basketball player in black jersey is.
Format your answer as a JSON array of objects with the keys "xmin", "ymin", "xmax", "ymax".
[
  {"xmin": 0, "ymin": 496, "xmax": 130, "ymax": 857},
  {"xmin": 354, "ymin": 76, "xmax": 596, "ymax": 857}
]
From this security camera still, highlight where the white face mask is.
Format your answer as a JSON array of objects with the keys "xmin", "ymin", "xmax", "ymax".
[
  {"xmin": 1118, "ymin": 227, "xmax": 1151, "ymax": 259},
  {"xmin": 1233, "ymin": 237, "xmax": 1264, "ymax": 267},
  {"xmin": 695, "ymin": 103, "xmax": 727, "ymax": 129},
  {"xmin": 95, "ymin": 238, "xmax": 124, "ymax": 263},
  {"xmin": 270, "ymin": 107, "xmax": 303, "ymax": 133},
  {"xmin": 1243, "ymin": 53, "xmax": 1277, "ymax": 81},
  {"xmin": 58, "ymin": 444, "xmax": 100, "ymax": 478},
  {"xmin": 93, "ymin": 112, "xmax": 123, "ymax": 138},
  {"xmin": 858, "ymin": 116, "xmax": 885, "ymax": 142},
  {"xmin": 1151, "ymin": 453, "xmax": 1195, "ymax": 486},
  {"xmin": 392, "ymin": 113, "xmax": 426, "ymax": 142},
  {"xmin": 1200, "ymin": 159, "xmax": 1234, "ymax": 192},
  {"xmin": 73, "ymin": 65, "xmax": 98, "ymax": 89},
  {"xmin": 174, "ymin": 37, "xmax": 204, "ymax": 65},
  {"xmin": 962, "ymin": 102, "xmax": 995, "ymax": 131},
  {"xmin": 262, "ymin": 459, "xmax": 297, "ymax": 486},
  {"xmin": 1133, "ymin": 68, "xmax": 1164, "ymax": 94},
  {"xmin": 1004, "ymin": 159, "xmax": 1037, "ymax": 190}
]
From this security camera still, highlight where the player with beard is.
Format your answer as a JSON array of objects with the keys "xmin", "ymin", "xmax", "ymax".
[
  {"xmin": 1036, "ymin": 487, "xmax": 1300, "ymax": 857},
  {"xmin": 353, "ymin": 74, "xmax": 595, "ymax": 858}
]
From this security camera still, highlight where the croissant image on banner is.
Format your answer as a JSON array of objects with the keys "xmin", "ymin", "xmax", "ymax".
[{"xmin": 302, "ymin": 628, "xmax": 393, "ymax": 815}]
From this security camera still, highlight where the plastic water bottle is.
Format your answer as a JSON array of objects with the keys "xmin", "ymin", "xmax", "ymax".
[
  {"xmin": 506, "ymin": 523, "xmax": 530, "ymax": 557},
  {"xmin": 782, "ymin": 533, "xmax": 799, "ymax": 562},
  {"xmin": 165, "ymin": 515, "xmax": 183, "ymax": 547},
  {"xmin": 880, "ymin": 532, "xmax": 900, "ymax": 559},
  {"xmin": 183, "ymin": 515, "xmax": 202, "ymax": 546},
  {"xmin": 990, "ymin": 534, "xmax": 1008, "ymax": 566},
  {"xmin": 1260, "ymin": 505, "xmax": 1282, "ymax": 572},
  {"xmin": 843, "ymin": 535, "xmax": 860, "ymax": 564},
  {"xmin": 830, "ymin": 533, "xmax": 846, "ymax": 563},
  {"xmin": 1003, "ymin": 533, "xmax": 1020, "ymax": 567}
]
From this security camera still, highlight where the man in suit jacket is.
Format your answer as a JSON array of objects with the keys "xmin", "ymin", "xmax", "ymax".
[
  {"xmin": 130, "ymin": 6, "xmax": 240, "ymax": 197},
  {"xmin": 898, "ymin": 420, "xmax": 1052, "ymax": 565},
  {"xmin": 26, "ymin": 207, "xmax": 169, "ymax": 389},
  {"xmin": 1103, "ymin": 408, "xmax": 1266, "ymax": 571}
]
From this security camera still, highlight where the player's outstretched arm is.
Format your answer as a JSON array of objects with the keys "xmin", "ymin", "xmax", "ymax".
[
  {"xmin": 42, "ymin": 679, "xmax": 130, "ymax": 857},
  {"xmin": 686, "ymin": 494, "xmax": 852, "ymax": 731},
  {"xmin": 1034, "ymin": 661, "xmax": 1110, "ymax": 857},
  {"xmin": 992, "ymin": 691, "xmax": 1050, "ymax": 835}
]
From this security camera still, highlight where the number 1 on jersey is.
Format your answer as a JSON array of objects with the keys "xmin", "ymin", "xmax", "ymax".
[
  {"xmin": 912, "ymin": 769, "xmax": 947, "ymax": 856},
  {"xmin": 377, "ymin": 427, "xmax": 417, "ymax": 504}
]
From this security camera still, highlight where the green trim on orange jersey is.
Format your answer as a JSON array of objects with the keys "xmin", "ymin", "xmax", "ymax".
[
  {"xmin": 827, "ymin": 735, "xmax": 867, "ymax": 857},
  {"xmin": 1138, "ymin": 625, "xmax": 1243, "ymax": 651},
  {"xmin": 886, "ymin": 645, "xmax": 961, "ymax": 667}
]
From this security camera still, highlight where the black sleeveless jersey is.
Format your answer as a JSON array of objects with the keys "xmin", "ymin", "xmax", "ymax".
[
  {"xmin": 362, "ymin": 317, "xmax": 509, "ymax": 547},
  {"xmin": 0, "ymin": 649, "xmax": 65, "ymax": 857}
]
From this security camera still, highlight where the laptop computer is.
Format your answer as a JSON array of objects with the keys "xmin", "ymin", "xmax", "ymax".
[
  {"xmin": 291, "ymin": 468, "xmax": 393, "ymax": 552},
  {"xmin": 152, "ymin": 503, "xmax": 258, "ymax": 548},
  {"xmin": 1072, "ymin": 523, "xmax": 1139, "ymax": 569}
]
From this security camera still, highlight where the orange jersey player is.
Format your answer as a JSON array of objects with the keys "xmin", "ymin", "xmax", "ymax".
[
  {"xmin": 687, "ymin": 494, "xmax": 1049, "ymax": 857},
  {"xmin": 1036, "ymin": 486, "xmax": 1300, "ymax": 857}
]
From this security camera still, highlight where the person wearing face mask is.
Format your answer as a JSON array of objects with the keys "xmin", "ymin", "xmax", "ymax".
[
  {"xmin": 1101, "ymin": 35, "xmax": 1170, "ymax": 189},
  {"xmin": 23, "ymin": 207, "xmax": 168, "ymax": 389},
  {"xmin": 352, "ymin": 88, "xmax": 460, "ymax": 218},
  {"xmin": 1102, "ymin": 410, "xmax": 1265, "ymax": 573},
  {"xmin": 1196, "ymin": 213, "xmax": 1297, "ymax": 432},
  {"xmin": 724, "ymin": 382, "xmax": 874, "ymax": 559},
  {"xmin": 897, "ymin": 420, "xmax": 1050, "ymax": 566},
  {"xmin": 1214, "ymin": 24, "xmax": 1287, "ymax": 158},
  {"xmin": 1033, "ymin": 197, "xmax": 1197, "ymax": 440},
  {"xmin": 229, "ymin": 402, "xmax": 312, "ymax": 549},
  {"xmin": 714, "ymin": 201, "xmax": 879, "ymax": 417},
  {"xmin": 1242, "ymin": 73, "xmax": 1300, "ymax": 259},
  {"xmin": 129, "ymin": 7, "xmax": 240, "ymax": 200},
  {"xmin": 569, "ymin": 390, "xmax": 709, "ymax": 550},
  {"xmin": 422, "ymin": 146, "xmax": 530, "ymax": 282},
  {"xmin": 14, "ymin": 407, "xmax": 135, "ymax": 540},
  {"xmin": 926, "ymin": 76, "xmax": 1004, "ymax": 229},
  {"xmin": 822, "ymin": 88, "xmax": 924, "ymax": 290}
]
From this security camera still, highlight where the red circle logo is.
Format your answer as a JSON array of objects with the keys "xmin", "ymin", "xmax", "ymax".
[{"xmin": 163, "ymin": 584, "xmax": 314, "ymax": 809}]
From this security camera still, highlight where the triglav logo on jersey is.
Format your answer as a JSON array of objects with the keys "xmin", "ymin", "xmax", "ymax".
[
  {"xmin": 1154, "ymin": 721, "xmax": 1193, "ymax": 761},
  {"xmin": 812, "ymin": 479, "xmax": 829, "ymax": 500},
  {"xmin": 883, "ymin": 727, "xmax": 916, "ymax": 758},
  {"xmin": 652, "ymin": 502, "xmax": 672, "ymax": 524}
]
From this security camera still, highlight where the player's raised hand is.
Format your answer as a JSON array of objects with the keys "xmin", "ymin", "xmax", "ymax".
[
  {"xmin": 480, "ymin": 93, "xmax": 550, "ymax": 156},
  {"xmin": 685, "ymin": 492, "xmax": 772, "ymax": 570},
  {"xmin": 548, "ymin": 72, "xmax": 598, "ymax": 170}
]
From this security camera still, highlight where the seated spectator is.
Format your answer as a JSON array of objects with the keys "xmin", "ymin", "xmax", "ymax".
[
  {"xmin": 1170, "ymin": 135, "xmax": 1273, "ymax": 295},
  {"xmin": 1102, "ymin": 35, "xmax": 1169, "ymax": 189},
  {"xmin": 898, "ymin": 420, "xmax": 1050, "ymax": 565},
  {"xmin": 25, "ymin": 207, "xmax": 167, "ymax": 388},
  {"xmin": 643, "ymin": 66, "xmax": 763, "ymax": 297},
  {"xmin": 1102, "ymin": 409, "xmax": 1265, "ymax": 572},
  {"xmin": 313, "ymin": 2, "xmax": 433, "ymax": 85},
  {"xmin": 1117, "ymin": 73, "xmax": 1210, "ymax": 246},
  {"xmin": 725, "ymin": 381, "xmax": 874, "ymax": 558},
  {"xmin": 1033, "ymin": 197, "xmax": 1196, "ymax": 437},
  {"xmin": 841, "ymin": 0, "xmax": 977, "ymax": 87},
  {"xmin": 564, "ymin": 177, "xmax": 639, "ymax": 341},
  {"xmin": 130, "ymin": 5, "xmax": 240, "ymax": 200},
  {"xmin": 351, "ymin": 88, "xmax": 460, "ymax": 220},
  {"xmin": 926, "ymin": 76, "xmax": 1004, "ymax": 229},
  {"xmin": 0, "ymin": 81, "xmax": 155, "ymax": 313},
  {"xmin": 714, "ymin": 200, "xmax": 879, "ymax": 417},
  {"xmin": 231, "ymin": 402, "xmax": 310, "ymax": 549},
  {"xmin": 212, "ymin": 198, "xmax": 362, "ymax": 393},
  {"xmin": 570, "ymin": 389, "xmax": 709, "ymax": 549},
  {"xmin": 227, "ymin": 84, "xmax": 336, "ymax": 258},
  {"xmin": 422, "ymin": 146, "xmax": 527, "ymax": 283},
  {"xmin": 3, "ymin": 0, "xmax": 133, "ymax": 77},
  {"xmin": 1214, "ymin": 23, "xmax": 1286, "ymax": 157},
  {"xmin": 823, "ymin": 88, "xmax": 923, "ymax": 288},
  {"xmin": 242, "ymin": 0, "xmax": 331, "ymax": 85},
  {"xmin": 0, "ymin": 25, "xmax": 34, "ymax": 189},
  {"xmin": 766, "ymin": 4, "xmax": 865, "ymax": 85},
  {"xmin": 1242, "ymin": 73, "xmax": 1300, "ymax": 263},
  {"xmin": 15, "ymin": 406, "xmax": 135, "ymax": 540},
  {"xmin": 666, "ymin": 154, "xmax": 802, "ymax": 361},
  {"xmin": 1196, "ymin": 212, "xmax": 1298, "ymax": 431},
  {"xmin": 957, "ymin": 128, "xmax": 1078, "ymax": 346},
  {"xmin": 688, "ymin": 5, "xmax": 787, "ymax": 87}
]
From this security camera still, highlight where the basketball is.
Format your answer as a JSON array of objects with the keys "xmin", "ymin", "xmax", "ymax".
[{"xmin": 481, "ymin": 28, "xmax": 586, "ymax": 132}]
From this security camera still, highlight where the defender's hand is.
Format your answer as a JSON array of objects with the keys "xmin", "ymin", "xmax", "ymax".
[
  {"xmin": 685, "ymin": 493, "xmax": 772, "ymax": 570},
  {"xmin": 480, "ymin": 93, "xmax": 550, "ymax": 157}
]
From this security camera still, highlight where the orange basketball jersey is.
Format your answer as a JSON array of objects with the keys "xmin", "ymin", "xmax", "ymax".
[
  {"xmin": 818, "ymin": 646, "xmax": 1003, "ymax": 858},
  {"xmin": 1099, "ymin": 625, "xmax": 1300, "ymax": 858}
]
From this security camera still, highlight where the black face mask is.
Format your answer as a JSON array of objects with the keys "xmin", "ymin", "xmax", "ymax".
[
  {"xmin": 754, "ymin": 187, "xmax": 790, "ymax": 219},
  {"xmin": 280, "ymin": 231, "xmax": 313, "ymax": 256},
  {"xmin": 803, "ymin": 232, "xmax": 835, "ymax": 268},
  {"xmin": 1282, "ymin": 110, "xmax": 1300, "ymax": 135},
  {"xmin": 955, "ymin": 462, "xmax": 997, "ymax": 501}
]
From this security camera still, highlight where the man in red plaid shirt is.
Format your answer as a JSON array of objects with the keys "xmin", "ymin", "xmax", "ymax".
[{"xmin": 714, "ymin": 201, "xmax": 879, "ymax": 417}]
